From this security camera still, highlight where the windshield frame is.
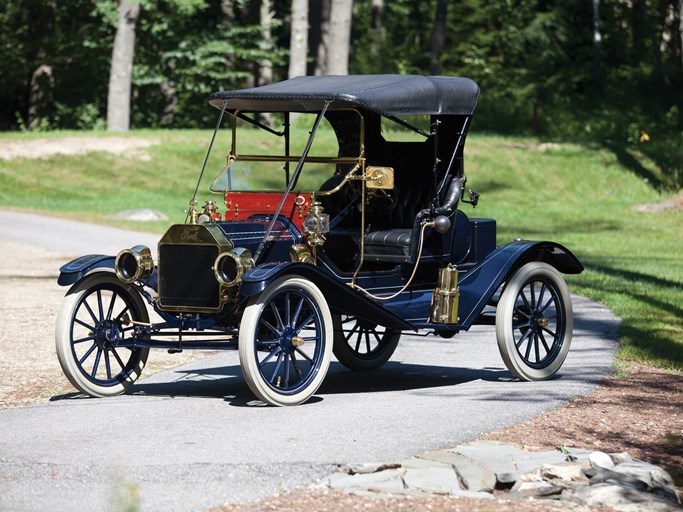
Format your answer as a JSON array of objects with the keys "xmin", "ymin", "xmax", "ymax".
[{"xmin": 209, "ymin": 108, "xmax": 366, "ymax": 195}]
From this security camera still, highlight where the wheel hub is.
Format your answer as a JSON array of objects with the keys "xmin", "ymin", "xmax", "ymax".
[
  {"xmin": 528, "ymin": 310, "xmax": 548, "ymax": 334},
  {"xmin": 95, "ymin": 320, "xmax": 121, "ymax": 348},
  {"xmin": 281, "ymin": 326, "xmax": 299, "ymax": 354}
]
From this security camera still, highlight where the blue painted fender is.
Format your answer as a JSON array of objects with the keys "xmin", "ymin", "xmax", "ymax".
[
  {"xmin": 57, "ymin": 254, "xmax": 116, "ymax": 286},
  {"xmin": 240, "ymin": 262, "xmax": 415, "ymax": 331},
  {"xmin": 457, "ymin": 240, "xmax": 583, "ymax": 328}
]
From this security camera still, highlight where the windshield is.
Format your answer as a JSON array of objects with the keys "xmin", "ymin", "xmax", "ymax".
[{"xmin": 211, "ymin": 111, "xmax": 362, "ymax": 193}]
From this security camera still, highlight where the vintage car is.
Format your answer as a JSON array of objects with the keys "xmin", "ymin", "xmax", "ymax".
[{"xmin": 56, "ymin": 75, "xmax": 583, "ymax": 406}]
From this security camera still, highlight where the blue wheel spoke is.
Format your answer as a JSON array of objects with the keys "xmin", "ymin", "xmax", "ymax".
[
  {"xmin": 106, "ymin": 292, "xmax": 118, "ymax": 320},
  {"xmin": 256, "ymin": 339, "xmax": 279, "ymax": 350},
  {"xmin": 284, "ymin": 354, "xmax": 291, "ymax": 388},
  {"xmin": 354, "ymin": 331, "xmax": 362, "ymax": 351},
  {"xmin": 74, "ymin": 318, "xmax": 96, "ymax": 331},
  {"xmin": 269, "ymin": 353, "xmax": 283, "ymax": 383},
  {"xmin": 104, "ymin": 350, "xmax": 112, "ymax": 380},
  {"xmin": 83, "ymin": 300, "xmax": 100, "ymax": 325},
  {"xmin": 515, "ymin": 329, "xmax": 532, "ymax": 350},
  {"xmin": 284, "ymin": 293, "xmax": 291, "ymax": 327},
  {"xmin": 515, "ymin": 306, "xmax": 531, "ymax": 319},
  {"xmin": 294, "ymin": 312, "xmax": 315, "ymax": 333},
  {"xmin": 344, "ymin": 323, "xmax": 360, "ymax": 342},
  {"xmin": 519, "ymin": 288, "xmax": 531, "ymax": 311},
  {"xmin": 524, "ymin": 334, "xmax": 533, "ymax": 360},
  {"xmin": 111, "ymin": 347, "xmax": 126, "ymax": 370},
  {"xmin": 96, "ymin": 290, "xmax": 104, "ymax": 321},
  {"xmin": 78, "ymin": 342, "xmax": 98, "ymax": 365},
  {"xmin": 295, "ymin": 347, "xmax": 314, "ymax": 363},
  {"xmin": 365, "ymin": 331, "xmax": 371, "ymax": 353},
  {"xmin": 533, "ymin": 334, "xmax": 540, "ymax": 362},
  {"xmin": 73, "ymin": 335, "xmax": 96, "ymax": 344},
  {"xmin": 270, "ymin": 302, "xmax": 284, "ymax": 330},
  {"xmin": 291, "ymin": 352, "xmax": 303, "ymax": 380},
  {"xmin": 260, "ymin": 318, "xmax": 281, "ymax": 337},
  {"xmin": 529, "ymin": 283, "xmax": 537, "ymax": 309},
  {"xmin": 114, "ymin": 306, "xmax": 130, "ymax": 323},
  {"xmin": 538, "ymin": 331, "xmax": 551, "ymax": 353},
  {"xmin": 540, "ymin": 296, "xmax": 556, "ymax": 314},
  {"xmin": 536, "ymin": 284, "xmax": 546, "ymax": 312},
  {"xmin": 513, "ymin": 320, "xmax": 531, "ymax": 330},
  {"xmin": 91, "ymin": 348, "xmax": 103, "ymax": 378},
  {"xmin": 542, "ymin": 327, "xmax": 557, "ymax": 338},
  {"xmin": 258, "ymin": 346, "xmax": 282, "ymax": 368},
  {"xmin": 292, "ymin": 297, "xmax": 305, "ymax": 327}
]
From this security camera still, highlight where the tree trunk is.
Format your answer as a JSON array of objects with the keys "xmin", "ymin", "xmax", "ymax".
[
  {"xmin": 107, "ymin": 0, "xmax": 140, "ymax": 132},
  {"xmin": 325, "ymin": 0, "xmax": 353, "ymax": 75},
  {"xmin": 430, "ymin": 0, "xmax": 448, "ymax": 75},
  {"xmin": 592, "ymin": 0, "xmax": 602, "ymax": 89},
  {"xmin": 642, "ymin": 0, "xmax": 671, "ymax": 87},
  {"xmin": 314, "ymin": 0, "xmax": 331, "ymax": 75},
  {"xmin": 259, "ymin": 0, "xmax": 274, "ymax": 86},
  {"xmin": 289, "ymin": 0, "xmax": 309, "ymax": 78},
  {"xmin": 679, "ymin": 0, "xmax": 683, "ymax": 71},
  {"xmin": 28, "ymin": 63, "xmax": 54, "ymax": 130},
  {"xmin": 258, "ymin": 0, "xmax": 274, "ymax": 127},
  {"xmin": 371, "ymin": 0, "xmax": 384, "ymax": 57},
  {"xmin": 26, "ymin": 2, "xmax": 56, "ymax": 131}
]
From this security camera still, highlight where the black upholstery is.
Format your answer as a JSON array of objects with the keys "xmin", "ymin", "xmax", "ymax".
[{"xmin": 364, "ymin": 229, "xmax": 412, "ymax": 259}]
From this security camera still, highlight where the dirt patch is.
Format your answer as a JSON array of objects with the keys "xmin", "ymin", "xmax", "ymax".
[
  {"xmin": 483, "ymin": 363, "xmax": 683, "ymax": 485},
  {"xmin": 0, "ymin": 136, "xmax": 159, "ymax": 161},
  {"xmin": 634, "ymin": 189, "xmax": 683, "ymax": 212},
  {"xmin": 0, "ymin": 240, "xmax": 204, "ymax": 408}
]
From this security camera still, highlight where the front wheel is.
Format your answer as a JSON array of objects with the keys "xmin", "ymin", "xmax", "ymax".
[
  {"xmin": 55, "ymin": 272, "xmax": 150, "ymax": 397},
  {"xmin": 239, "ymin": 276, "xmax": 332, "ymax": 406},
  {"xmin": 496, "ymin": 262, "xmax": 573, "ymax": 381}
]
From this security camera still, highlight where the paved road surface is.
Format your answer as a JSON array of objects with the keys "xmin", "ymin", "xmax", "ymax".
[{"xmin": 0, "ymin": 211, "xmax": 620, "ymax": 511}]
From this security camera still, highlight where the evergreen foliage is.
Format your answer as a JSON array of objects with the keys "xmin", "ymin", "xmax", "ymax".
[{"xmin": 0, "ymin": 0, "xmax": 681, "ymax": 185}]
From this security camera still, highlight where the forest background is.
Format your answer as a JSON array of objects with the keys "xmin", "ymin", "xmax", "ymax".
[{"xmin": 1, "ymin": 0, "xmax": 682, "ymax": 188}]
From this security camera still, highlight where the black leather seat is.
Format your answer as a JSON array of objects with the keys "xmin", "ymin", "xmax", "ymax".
[{"xmin": 363, "ymin": 177, "xmax": 462, "ymax": 264}]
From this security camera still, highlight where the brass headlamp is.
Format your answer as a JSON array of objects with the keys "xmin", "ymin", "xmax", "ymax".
[{"xmin": 302, "ymin": 199, "xmax": 329, "ymax": 247}]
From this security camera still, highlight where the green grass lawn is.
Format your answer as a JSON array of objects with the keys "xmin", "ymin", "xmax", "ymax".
[{"xmin": 1, "ymin": 129, "xmax": 681, "ymax": 370}]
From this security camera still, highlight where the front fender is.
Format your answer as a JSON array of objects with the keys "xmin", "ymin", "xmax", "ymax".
[
  {"xmin": 58, "ymin": 254, "xmax": 116, "ymax": 286},
  {"xmin": 240, "ymin": 262, "xmax": 415, "ymax": 331},
  {"xmin": 458, "ymin": 240, "xmax": 583, "ymax": 328}
]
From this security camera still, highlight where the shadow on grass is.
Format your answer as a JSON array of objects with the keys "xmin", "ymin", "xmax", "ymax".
[
  {"xmin": 577, "ymin": 259, "xmax": 683, "ymax": 370},
  {"xmin": 602, "ymin": 142, "xmax": 665, "ymax": 189}
]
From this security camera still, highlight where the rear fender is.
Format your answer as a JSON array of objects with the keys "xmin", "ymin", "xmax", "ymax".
[
  {"xmin": 58, "ymin": 255, "xmax": 116, "ymax": 286},
  {"xmin": 240, "ymin": 262, "xmax": 415, "ymax": 331},
  {"xmin": 458, "ymin": 240, "xmax": 583, "ymax": 328}
]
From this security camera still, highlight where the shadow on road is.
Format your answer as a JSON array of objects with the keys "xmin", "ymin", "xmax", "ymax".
[{"xmin": 71, "ymin": 361, "xmax": 520, "ymax": 406}]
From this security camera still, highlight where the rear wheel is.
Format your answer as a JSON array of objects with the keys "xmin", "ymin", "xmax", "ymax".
[
  {"xmin": 496, "ymin": 262, "xmax": 573, "ymax": 381},
  {"xmin": 239, "ymin": 276, "xmax": 332, "ymax": 406},
  {"xmin": 55, "ymin": 272, "xmax": 150, "ymax": 397},
  {"xmin": 333, "ymin": 315, "xmax": 400, "ymax": 370}
]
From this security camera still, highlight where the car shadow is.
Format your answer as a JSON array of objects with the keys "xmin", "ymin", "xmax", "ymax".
[{"xmin": 109, "ymin": 360, "xmax": 514, "ymax": 407}]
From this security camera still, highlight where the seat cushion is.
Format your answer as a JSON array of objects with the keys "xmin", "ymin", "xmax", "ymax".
[{"xmin": 364, "ymin": 229, "xmax": 412, "ymax": 259}]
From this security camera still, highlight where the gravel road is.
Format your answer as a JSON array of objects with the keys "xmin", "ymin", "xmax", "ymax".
[{"xmin": 0, "ymin": 211, "xmax": 620, "ymax": 511}]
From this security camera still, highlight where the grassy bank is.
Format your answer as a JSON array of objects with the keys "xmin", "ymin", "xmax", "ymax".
[{"xmin": 0, "ymin": 130, "xmax": 681, "ymax": 370}]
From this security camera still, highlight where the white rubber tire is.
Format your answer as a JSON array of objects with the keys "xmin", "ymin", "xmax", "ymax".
[
  {"xmin": 239, "ymin": 276, "xmax": 333, "ymax": 406},
  {"xmin": 496, "ymin": 262, "xmax": 573, "ymax": 381},
  {"xmin": 55, "ymin": 272, "xmax": 149, "ymax": 397}
]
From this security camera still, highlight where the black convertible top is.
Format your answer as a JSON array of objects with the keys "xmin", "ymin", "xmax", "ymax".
[{"xmin": 209, "ymin": 75, "xmax": 479, "ymax": 117}]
